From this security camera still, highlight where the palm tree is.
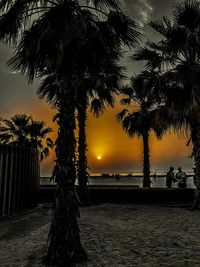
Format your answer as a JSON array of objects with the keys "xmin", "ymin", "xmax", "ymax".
[
  {"xmin": 0, "ymin": 114, "xmax": 30, "ymax": 146},
  {"xmin": 0, "ymin": 1, "xmax": 141, "ymax": 264},
  {"xmin": 117, "ymin": 73, "xmax": 167, "ymax": 187},
  {"xmin": 76, "ymin": 64, "xmax": 123, "ymax": 204},
  {"xmin": 148, "ymin": 0, "xmax": 200, "ymax": 191},
  {"xmin": 0, "ymin": 114, "xmax": 53, "ymax": 160},
  {"xmin": 0, "ymin": 0, "xmax": 139, "ymax": 266},
  {"xmin": 77, "ymin": 90, "xmax": 115, "ymax": 205}
]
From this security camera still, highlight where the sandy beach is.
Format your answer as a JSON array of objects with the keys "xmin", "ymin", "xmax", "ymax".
[{"xmin": 1, "ymin": 203, "xmax": 200, "ymax": 267}]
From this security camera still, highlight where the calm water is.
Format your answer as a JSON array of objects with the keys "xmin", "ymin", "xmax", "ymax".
[
  {"xmin": 88, "ymin": 176, "xmax": 195, "ymax": 188},
  {"xmin": 40, "ymin": 173, "xmax": 195, "ymax": 188}
]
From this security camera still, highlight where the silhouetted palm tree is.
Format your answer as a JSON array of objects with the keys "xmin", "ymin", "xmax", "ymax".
[
  {"xmin": 117, "ymin": 73, "xmax": 167, "ymax": 187},
  {"xmin": 149, "ymin": 0, "xmax": 200, "ymax": 190},
  {"xmin": 76, "ymin": 63, "xmax": 123, "ymax": 204},
  {"xmin": 27, "ymin": 118, "xmax": 54, "ymax": 160},
  {"xmin": 0, "ymin": 114, "xmax": 53, "ymax": 160},
  {"xmin": 0, "ymin": 114, "xmax": 30, "ymax": 146},
  {"xmin": 0, "ymin": 1, "xmax": 141, "ymax": 264}
]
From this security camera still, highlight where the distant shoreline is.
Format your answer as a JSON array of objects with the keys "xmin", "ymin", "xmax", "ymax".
[
  {"xmin": 40, "ymin": 174, "xmax": 195, "ymax": 188},
  {"xmin": 40, "ymin": 171, "xmax": 195, "ymax": 179}
]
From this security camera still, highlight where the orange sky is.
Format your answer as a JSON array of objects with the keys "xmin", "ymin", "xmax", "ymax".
[
  {"xmin": 2, "ymin": 95, "xmax": 193, "ymax": 176},
  {"xmin": 86, "ymin": 101, "xmax": 193, "ymax": 174}
]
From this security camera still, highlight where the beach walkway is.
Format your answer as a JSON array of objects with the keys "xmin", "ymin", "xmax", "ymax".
[{"xmin": 1, "ymin": 203, "xmax": 200, "ymax": 267}]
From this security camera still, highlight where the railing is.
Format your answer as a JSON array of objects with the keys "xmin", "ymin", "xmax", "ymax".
[{"xmin": 0, "ymin": 145, "xmax": 40, "ymax": 217}]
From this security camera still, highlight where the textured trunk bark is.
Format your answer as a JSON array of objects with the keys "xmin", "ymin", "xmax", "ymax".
[
  {"xmin": 142, "ymin": 131, "xmax": 151, "ymax": 188},
  {"xmin": 46, "ymin": 88, "xmax": 86, "ymax": 266},
  {"xmin": 77, "ymin": 101, "xmax": 90, "ymax": 205},
  {"xmin": 190, "ymin": 121, "xmax": 200, "ymax": 191}
]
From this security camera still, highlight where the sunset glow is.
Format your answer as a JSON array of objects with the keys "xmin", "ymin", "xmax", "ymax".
[{"xmin": 0, "ymin": 98, "xmax": 193, "ymax": 175}]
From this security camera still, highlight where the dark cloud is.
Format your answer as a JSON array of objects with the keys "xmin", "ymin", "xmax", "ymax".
[
  {"xmin": 119, "ymin": 0, "xmax": 184, "ymax": 77},
  {"xmin": 120, "ymin": 0, "xmax": 154, "ymax": 26}
]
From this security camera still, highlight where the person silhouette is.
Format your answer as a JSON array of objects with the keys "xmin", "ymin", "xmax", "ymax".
[
  {"xmin": 176, "ymin": 167, "xmax": 187, "ymax": 188},
  {"xmin": 166, "ymin": 167, "xmax": 175, "ymax": 188}
]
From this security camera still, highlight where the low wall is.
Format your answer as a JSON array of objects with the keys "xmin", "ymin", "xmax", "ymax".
[
  {"xmin": 0, "ymin": 145, "xmax": 40, "ymax": 216},
  {"xmin": 40, "ymin": 185, "xmax": 194, "ymax": 203}
]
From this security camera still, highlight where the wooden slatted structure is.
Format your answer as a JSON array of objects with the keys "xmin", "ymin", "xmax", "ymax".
[{"xmin": 0, "ymin": 145, "xmax": 40, "ymax": 216}]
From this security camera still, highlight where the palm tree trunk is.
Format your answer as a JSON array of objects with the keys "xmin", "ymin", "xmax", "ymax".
[
  {"xmin": 46, "ymin": 89, "xmax": 86, "ymax": 266},
  {"xmin": 142, "ymin": 131, "xmax": 151, "ymax": 187},
  {"xmin": 77, "ymin": 101, "xmax": 90, "ymax": 206},
  {"xmin": 190, "ymin": 121, "xmax": 200, "ymax": 191}
]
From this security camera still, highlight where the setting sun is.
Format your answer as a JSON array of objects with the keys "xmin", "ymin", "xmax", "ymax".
[{"xmin": 97, "ymin": 156, "xmax": 102, "ymax": 160}]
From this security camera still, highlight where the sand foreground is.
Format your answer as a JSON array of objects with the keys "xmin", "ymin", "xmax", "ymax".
[{"xmin": 1, "ymin": 203, "xmax": 200, "ymax": 267}]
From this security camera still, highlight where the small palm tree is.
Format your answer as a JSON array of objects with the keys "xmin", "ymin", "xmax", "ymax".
[
  {"xmin": 0, "ymin": 114, "xmax": 53, "ymax": 160},
  {"xmin": 117, "ymin": 73, "xmax": 167, "ymax": 187},
  {"xmin": 0, "ymin": 114, "xmax": 30, "ymax": 146}
]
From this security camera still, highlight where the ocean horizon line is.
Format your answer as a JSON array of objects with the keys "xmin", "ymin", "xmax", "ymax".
[{"xmin": 40, "ymin": 169, "xmax": 195, "ymax": 178}]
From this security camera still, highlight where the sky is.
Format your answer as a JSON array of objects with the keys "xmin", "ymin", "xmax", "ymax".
[{"xmin": 0, "ymin": 0, "xmax": 193, "ymax": 175}]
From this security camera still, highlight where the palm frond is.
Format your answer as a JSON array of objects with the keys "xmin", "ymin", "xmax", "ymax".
[
  {"xmin": 149, "ymin": 18, "xmax": 170, "ymax": 37},
  {"xmin": 116, "ymin": 109, "xmax": 128, "ymax": 121},
  {"xmin": 41, "ymin": 147, "xmax": 50, "ymax": 160},
  {"xmin": 121, "ymin": 112, "xmax": 143, "ymax": 138},
  {"xmin": 3, "ymin": 119, "xmax": 16, "ymax": 130},
  {"xmin": 52, "ymin": 113, "xmax": 59, "ymax": 122},
  {"xmin": 132, "ymin": 47, "xmax": 162, "ymax": 70},
  {"xmin": 107, "ymin": 11, "xmax": 142, "ymax": 47},
  {"xmin": 41, "ymin": 127, "xmax": 53, "ymax": 136},
  {"xmin": 0, "ymin": 0, "xmax": 39, "ymax": 44},
  {"xmin": 0, "ymin": 126, "xmax": 10, "ymax": 132},
  {"xmin": 37, "ymin": 74, "xmax": 60, "ymax": 105},
  {"xmin": 11, "ymin": 113, "xmax": 30, "ymax": 124},
  {"xmin": 46, "ymin": 137, "xmax": 54, "ymax": 148},
  {"xmin": 90, "ymin": 98, "xmax": 105, "ymax": 117},
  {"xmin": 173, "ymin": 0, "xmax": 200, "ymax": 29},
  {"xmin": 8, "ymin": 2, "xmax": 89, "ymax": 80},
  {"xmin": 90, "ymin": 0, "xmax": 120, "ymax": 10},
  {"xmin": 119, "ymin": 86, "xmax": 133, "ymax": 97},
  {"xmin": 0, "ymin": 133, "xmax": 13, "ymax": 143}
]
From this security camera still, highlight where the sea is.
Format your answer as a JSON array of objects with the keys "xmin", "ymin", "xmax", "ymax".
[{"xmin": 40, "ymin": 170, "xmax": 195, "ymax": 188}]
